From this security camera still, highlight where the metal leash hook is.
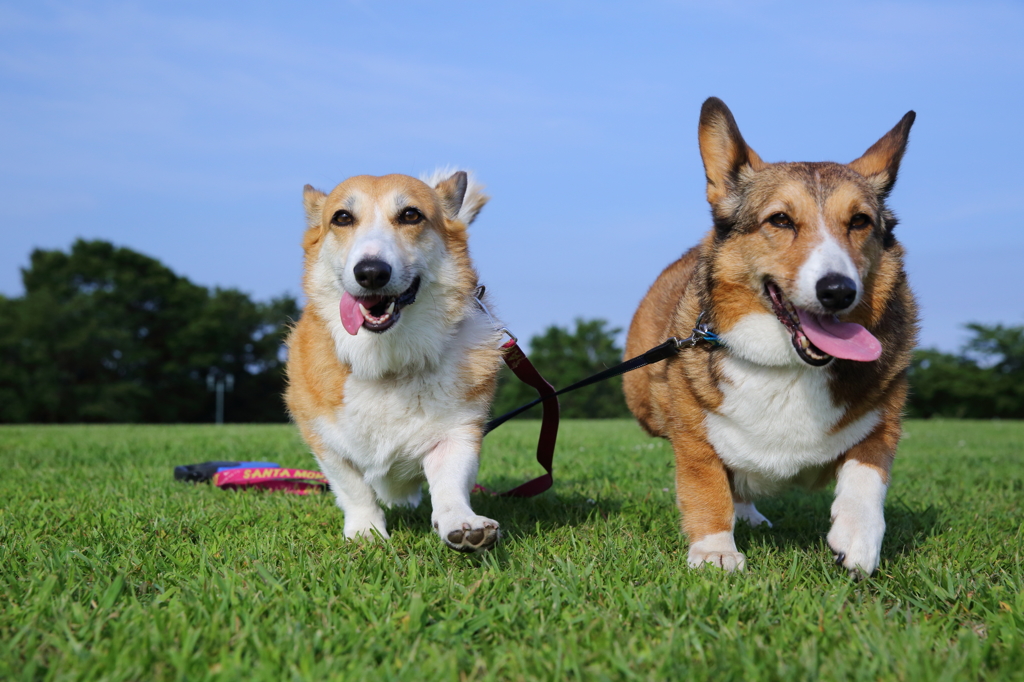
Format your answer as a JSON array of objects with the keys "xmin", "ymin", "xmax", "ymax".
[
  {"xmin": 672, "ymin": 311, "xmax": 724, "ymax": 350},
  {"xmin": 474, "ymin": 285, "xmax": 518, "ymax": 347}
]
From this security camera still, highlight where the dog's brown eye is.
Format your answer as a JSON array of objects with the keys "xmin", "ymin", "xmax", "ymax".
[
  {"xmin": 768, "ymin": 213, "xmax": 794, "ymax": 229},
  {"xmin": 850, "ymin": 213, "xmax": 871, "ymax": 229},
  {"xmin": 331, "ymin": 210, "xmax": 354, "ymax": 227},
  {"xmin": 398, "ymin": 208, "xmax": 423, "ymax": 225}
]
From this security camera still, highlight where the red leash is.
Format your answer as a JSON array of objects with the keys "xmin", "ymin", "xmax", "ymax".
[
  {"xmin": 472, "ymin": 285, "xmax": 560, "ymax": 498},
  {"xmin": 473, "ymin": 290, "xmax": 709, "ymax": 498},
  {"xmin": 476, "ymin": 334, "xmax": 560, "ymax": 497}
]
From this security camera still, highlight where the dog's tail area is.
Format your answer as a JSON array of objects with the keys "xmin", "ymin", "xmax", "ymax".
[{"xmin": 421, "ymin": 167, "xmax": 489, "ymax": 225}]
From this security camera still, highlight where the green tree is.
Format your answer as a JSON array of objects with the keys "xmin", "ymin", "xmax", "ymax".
[
  {"xmin": 906, "ymin": 349, "xmax": 994, "ymax": 419},
  {"xmin": 907, "ymin": 323, "xmax": 1024, "ymax": 419},
  {"xmin": 491, "ymin": 318, "xmax": 631, "ymax": 420},
  {"xmin": 0, "ymin": 240, "xmax": 298, "ymax": 423}
]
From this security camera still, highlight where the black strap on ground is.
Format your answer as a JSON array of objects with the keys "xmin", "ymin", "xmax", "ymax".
[{"xmin": 484, "ymin": 337, "xmax": 682, "ymax": 434}]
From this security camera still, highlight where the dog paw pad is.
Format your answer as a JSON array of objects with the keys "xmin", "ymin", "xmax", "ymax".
[{"xmin": 438, "ymin": 517, "xmax": 500, "ymax": 552}]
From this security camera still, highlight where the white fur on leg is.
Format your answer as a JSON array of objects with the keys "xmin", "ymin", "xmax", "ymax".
[
  {"xmin": 423, "ymin": 435, "xmax": 499, "ymax": 551},
  {"xmin": 827, "ymin": 459, "xmax": 887, "ymax": 577},
  {"xmin": 734, "ymin": 501, "xmax": 772, "ymax": 527},
  {"xmin": 687, "ymin": 530, "xmax": 746, "ymax": 571},
  {"xmin": 317, "ymin": 454, "xmax": 389, "ymax": 541}
]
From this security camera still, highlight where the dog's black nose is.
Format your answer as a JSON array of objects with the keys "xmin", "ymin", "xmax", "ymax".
[
  {"xmin": 354, "ymin": 259, "xmax": 392, "ymax": 290},
  {"xmin": 816, "ymin": 273, "xmax": 857, "ymax": 311}
]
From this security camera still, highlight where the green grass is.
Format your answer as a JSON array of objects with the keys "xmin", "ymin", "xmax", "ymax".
[{"xmin": 1, "ymin": 420, "xmax": 1022, "ymax": 681}]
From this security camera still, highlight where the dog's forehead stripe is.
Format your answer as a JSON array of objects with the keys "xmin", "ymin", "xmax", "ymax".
[
  {"xmin": 328, "ymin": 175, "xmax": 437, "ymax": 215},
  {"xmin": 754, "ymin": 165, "xmax": 871, "ymax": 221},
  {"xmin": 336, "ymin": 190, "xmax": 419, "ymax": 219},
  {"xmin": 802, "ymin": 163, "xmax": 865, "ymax": 202}
]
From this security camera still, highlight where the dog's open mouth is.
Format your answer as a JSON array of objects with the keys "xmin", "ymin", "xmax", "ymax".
[
  {"xmin": 339, "ymin": 277, "xmax": 421, "ymax": 335},
  {"xmin": 764, "ymin": 281, "xmax": 882, "ymax": 365},
  {"xmin": 765, "ymin": 281, "xmax": 832, "ymax": 366}
]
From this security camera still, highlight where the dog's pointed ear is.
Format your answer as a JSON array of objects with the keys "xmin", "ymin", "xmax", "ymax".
[
  {"xmin": 303, "ymin": 184, "xmax": 327, "ymax": 228},
  {"xmin": 426, "ymin": 169, "xmax": 490, "ymax": 224},
  {"xmin": 698, "ymin": 97, "xmax": 765, "ymax": 206},
  {"xmin": 849, "ymin": 111, "xmax": 915, "ymax": 197},
  {"xmin": 434, "ymin": 171, "xmax": 468, "ymax": 221}
]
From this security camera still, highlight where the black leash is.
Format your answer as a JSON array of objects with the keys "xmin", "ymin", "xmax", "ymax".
[{"xmin": 484, "ymin": 313, "xmax": 722, "ymax": 434}]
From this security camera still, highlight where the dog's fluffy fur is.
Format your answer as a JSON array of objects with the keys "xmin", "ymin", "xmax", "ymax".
[
  {"xmin": 623, "ymin": 98, "xmax": 918, "ymax": 577},
  {"xmin": 285, "ymin": 170, "xmax": 504, "ymax": 552}
]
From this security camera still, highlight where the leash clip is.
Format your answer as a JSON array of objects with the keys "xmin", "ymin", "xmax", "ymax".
[
  {"xmin": 498, "ymin": 327, "xmax": 518, "ymax": 346},
  {"xmin": 674, "ymin": 311, "xmax": 724, "ymax": 349},
  {"xmin": 474, "ymin": 285, "xmax": 519, "ymax": 349}
]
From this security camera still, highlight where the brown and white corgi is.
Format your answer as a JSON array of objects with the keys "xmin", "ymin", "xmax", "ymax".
[
  {"xmin": 285, "ymin": 170, "xmax": 504, "ymax": 552},
  {"xmin": 623, "ymin": 98, "xmax": 918, "ymax": 577}
]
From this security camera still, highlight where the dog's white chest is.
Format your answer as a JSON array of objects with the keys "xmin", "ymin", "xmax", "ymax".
[
  {"xmin": 309, "ymin": 307, "xmax": 499, "ymax": 496},
  {"xmin": 314, "ymin": 361, "xmax": 476, "ymax": 481},
  {"xmin": 704, "ymin": 355, "xmax": 879, "ymax": 496}
]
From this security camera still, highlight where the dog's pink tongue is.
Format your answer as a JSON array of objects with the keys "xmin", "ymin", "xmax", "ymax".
[
  {"xmin": 340, "ymin": 292, "xmax": 365, "ymax": 335},
  {"xmin": 796, "ymin": 309, "xmax": 882, "ymax": 362}
]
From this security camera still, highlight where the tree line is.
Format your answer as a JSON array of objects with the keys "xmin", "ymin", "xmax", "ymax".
[
  {"xmin": 1, "ymin": 240, "xmax": 1021, "ymax": 422},
  {"xmin": 906, "ymin": 324, "xmax": 1024, "ymax": 419},
  {"xmin": 0, "ymin": 240, "xmax": 297, "ymax": 423},
  {"xmin": 491, "ymin": 320, "xmax": 1024, "ymax": 421}
]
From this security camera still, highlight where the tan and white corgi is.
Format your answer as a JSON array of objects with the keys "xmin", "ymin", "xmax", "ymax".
[
  {"xmin": 285, "ymin": 170, "xmax": 504, "ymax": 552},
  {"xmin": 623, "ymin": 98, "xmax": 918, "ymax": 577}
]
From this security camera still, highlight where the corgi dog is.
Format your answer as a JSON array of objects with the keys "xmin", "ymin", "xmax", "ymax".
[
  {"xmin": 623, "ymin": 98, "xmax": 918, "ymax": 577},
  {"xmin": 285, "ymin": 170, "xmax": 504, "ymax": 552}
]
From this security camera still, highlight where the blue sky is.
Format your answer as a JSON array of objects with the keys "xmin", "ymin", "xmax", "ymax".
[{"xmin": 2, "ymin": 0, "xmax": 1022, "ymax": 351}]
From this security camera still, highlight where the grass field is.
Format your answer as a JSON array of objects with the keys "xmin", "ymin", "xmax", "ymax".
[{"xmin": 1, "ymin": 420, "xmax": 1022, "ymax": 681}]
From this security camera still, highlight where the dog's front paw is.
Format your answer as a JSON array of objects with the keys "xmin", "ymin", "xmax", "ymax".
[
  {"xmin": 827, "ymin": 513, "xmax": 883, "ymax": 579},
  {"xmin": 688, "ymin": 549, "xmax": 746, "ymax": 571},
  {"xmin": 687, "ymin": 532, "xmax": 745, "ymax": 572},
  {"xmin": 433, "ymin": 515, "xmax": 500, "ymax": 552}
]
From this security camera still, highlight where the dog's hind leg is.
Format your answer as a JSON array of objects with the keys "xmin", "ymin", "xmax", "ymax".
[
  {"xmin": 423, "ymin": 431, "xmax": 499, "ymax": 552},
  {"xmin": 317, "ymin": 453, "xmax": 390, "ymax": 541},
  {"xmin": 734, "ymin": 500, "xmax": 772, "ymax": 528}
]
